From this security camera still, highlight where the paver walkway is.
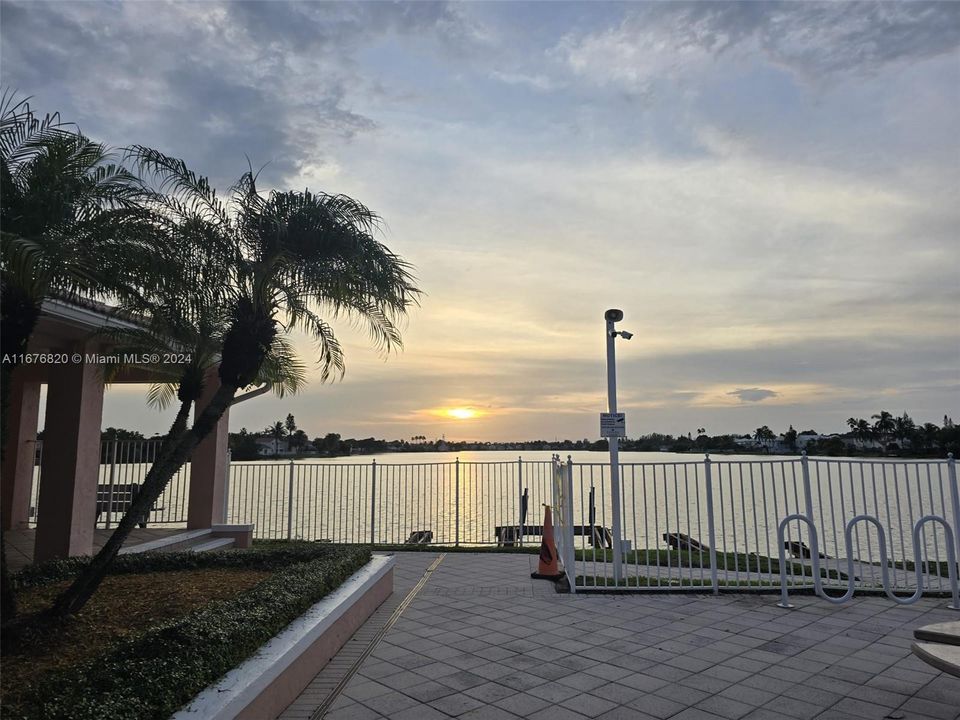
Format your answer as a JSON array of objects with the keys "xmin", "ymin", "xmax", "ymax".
[{"xmin": 284, "ymin": 552, "xmax": 960, "ymax": 720}]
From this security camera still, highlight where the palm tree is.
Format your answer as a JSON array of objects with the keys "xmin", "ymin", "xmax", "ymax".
[
  {"xmin": 266, "ymin": 421, "xmax": 287, "ymax": 457},
  {"xmin": 872, "ymin": 411, "xmax": 895, "ymax": 445},
  {"xmin": 753, "ymin": 426, "xmax": 775, "ymax": 447},
  {"xmin": 917, "ymin": 422, "xmax": 940, "ymax": 452},
  {"xmin": 1, "ymin": 94, "xmax": 150, "ymax": 384},
  {"xmin": 893, "ymin": 412, "xmax": 915, "ymax": 448},
  {"xmin": 290, "ymin": 429, "xmax": 309, "ymax": 453},
  {"xmin": 846, "ymin": 417, "xmax": 873, "ymax": 447},
  {"xmin": 1, "ymin": 94, "xmax": 151, "ymax": 619},
  {"xmin": 97, "ymin": 236, "xmax": 304, "ymax": 477},
  {"xmin": 51, "ymin": 148, "xmax": 419, "ymax": 616}
]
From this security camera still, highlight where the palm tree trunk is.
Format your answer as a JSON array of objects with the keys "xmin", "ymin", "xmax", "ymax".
[
  {"xmin": 48, "ymin": 385, "xmax": 236, "ymax": 617},
  {"xmin": 0, "ymin": 285, "xmax": 43, "ymax": 621}
]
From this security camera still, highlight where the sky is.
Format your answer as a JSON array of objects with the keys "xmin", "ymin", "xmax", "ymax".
[{"xmin": 2, "ymin": 1, "xmax": 958, "ymax": 442}]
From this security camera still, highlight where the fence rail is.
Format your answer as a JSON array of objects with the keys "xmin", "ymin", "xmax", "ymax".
[
  {"xmin": 28, "ymin": 440, "xmax": 190, "ymax": 529},
  {"xmin": 26, "ymin": 442, "xmax": 959, "ymax": 597},
  {"xmin": 557, "ymin": 453, "xmax": 959, "ymax": 599}
]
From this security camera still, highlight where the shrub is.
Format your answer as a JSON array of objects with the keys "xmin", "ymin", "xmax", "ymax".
[{"xmin": 4, "ymin": 543, "xmax": 371, "ymax": 720}]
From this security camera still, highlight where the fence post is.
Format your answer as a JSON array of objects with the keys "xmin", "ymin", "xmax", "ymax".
[
  {"xmin": 370, "ymin": 459, "xmax": 377, "ymax": 545},
  {"xmin": 801, "ymin": 452, "xmax": 814, "ymax": 522},
  {"xmin": 949, "ymin": 454, "xmax": 960, "ymax": 565},
  {"xmin": 287, "ymin": 460, "xmax": 295, "ymax": 540},
  {"xmin": 105, "ymin": 440, "xmax": 118, "ymax": 529},
  {"xmin": 799, "ymin": 452, "xmax": 817, "ymax": 591},
  {"xmin": 518, "ymin": 456, "xmax": 524, "ymax": 547},
  {"xmin": 222, "ymin": 449, "xmax": 231, "ymax": 523},
  {"xmin": 455, "ymin": 458, "xmax": 460, "ymax": 547},
  {"xmin": 704, "ymin": 454, "xmax": 719, "ymax": 595},
  {"xmin": 565, "ymin": 456, "xmax": 577, "ymax": 594}
]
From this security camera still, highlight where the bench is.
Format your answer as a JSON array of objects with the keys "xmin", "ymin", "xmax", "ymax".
[
  {"xmin": 95, "ymin": 483, "xmax": 159, "ymax": 528},
  {"xmin": 662, "ymin": 532, "xmax": 710, "ymax": 553},
  {"xmin": 494, "ymin": 525, "xmax": 612, "ymax": 549}
]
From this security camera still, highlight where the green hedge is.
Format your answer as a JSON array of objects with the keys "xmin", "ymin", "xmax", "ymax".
[
  {"xmin": 4, "ymin": 543, "xmax": 371, "ymax": 720},
  {"xmin": 12, "ymin": 541, "xmax": 353, "ymax": 590}
]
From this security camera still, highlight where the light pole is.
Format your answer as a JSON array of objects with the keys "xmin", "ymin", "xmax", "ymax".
[{"xmin": 604, "ymin": 308, "xmax": 632, "ymax": 585}]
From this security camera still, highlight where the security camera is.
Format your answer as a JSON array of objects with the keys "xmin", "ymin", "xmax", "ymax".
[
  {"xmin": 619, "ymin": 330, "xmax": 634, "ymax": 340},
  {"xmin": 604, "ymin": 309, "xmax": 624, "ymax": 322}
]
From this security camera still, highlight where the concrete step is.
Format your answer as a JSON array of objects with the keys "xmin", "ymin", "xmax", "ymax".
[
  {"xmin": 912, "ymin": 641, "xmax": 960, "ymax": 678},
  {"xmin": 914, "ymin": 621, "xmax": 960, "ymax": 646},
  {"xmin": 119, "ymin": 529, "xmax": 213, "ymax": 555},
  {"xmin": 187, "ymin": 537, "xmax": 235, "ymax": 553}
]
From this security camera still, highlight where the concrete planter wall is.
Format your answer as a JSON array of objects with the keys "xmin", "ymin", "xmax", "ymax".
[{"xmin": 172, "ymin": 554, "xmax": 395, "ymax": 720}]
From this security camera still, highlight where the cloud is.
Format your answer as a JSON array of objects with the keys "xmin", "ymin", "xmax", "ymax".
[
  {"xmin": 489, "ymin": 70, "xmax": 560, "ymax": 91},
  {"xmin": 8, "ymin": 2, "xmax": 956, "ymax": 442},
  {"xmin": 0, "ymin": 1, "xmax": 479, "ymax": 189},
  {"xmin": 556, "ymin": 2, "xmax": 960, "ymax": 92},
  {"xmin": 726, "ymin": 388, "xmax": 779, "ymax": 403}
]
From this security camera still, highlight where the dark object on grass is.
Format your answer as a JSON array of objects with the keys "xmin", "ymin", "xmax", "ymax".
[
  {"xmin": 783, "ymin": 540, "xmax": 830, "ymax": 559},
  {"xmin": 662, "ymin": 532, "xmax": 709, "ymax": 553},
  {"xmin": 405, "ymin": 530, "xmax": 433, "ymax": 544}
]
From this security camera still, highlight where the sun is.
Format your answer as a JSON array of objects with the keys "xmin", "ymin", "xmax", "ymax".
[{"xmin": 447, "ymin": 407, "xmax": 478, "ymax": 420}]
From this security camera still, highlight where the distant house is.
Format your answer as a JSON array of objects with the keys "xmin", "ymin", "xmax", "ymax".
[{"xmin": 254, "ymin": 437, "xmax": 295, "ymax": 457}]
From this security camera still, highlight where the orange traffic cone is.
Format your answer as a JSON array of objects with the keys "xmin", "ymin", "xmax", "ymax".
[{"xmin": 530, "ymin": 504, "xmax": 564, "ymax": 580}]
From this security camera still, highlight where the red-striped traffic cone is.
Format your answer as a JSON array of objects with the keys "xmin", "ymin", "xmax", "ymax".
[{"xmin": 531, "ymin": 504, "xmax": 564, "ymax": 580}]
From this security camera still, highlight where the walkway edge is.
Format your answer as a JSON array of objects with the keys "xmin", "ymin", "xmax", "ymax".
[
  {"xmin": 308, "ymin": 553, "xmax": 446, "ymax": 720},
  {"xmin": 172, "ymin": 554, "xmax": 395, "ymax": 720}
]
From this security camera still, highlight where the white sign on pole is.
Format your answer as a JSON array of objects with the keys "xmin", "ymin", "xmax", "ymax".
[{"xmin": 600, "ymin": 412, "xmax": 626, "ymax": 438}]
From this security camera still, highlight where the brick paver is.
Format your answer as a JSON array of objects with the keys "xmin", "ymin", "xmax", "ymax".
[{"xmin": 281, "ymin": 552, "xmax": 960, "ymax": 719}]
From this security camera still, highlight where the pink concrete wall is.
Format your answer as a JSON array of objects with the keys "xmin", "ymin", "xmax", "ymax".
[
  {"xmin": 211, "ymin": 524, "xmax": 254, "ymax": 549},
  {"xmin": 188, "ymin": 368, "xmax": 229, "ymax": 529},
  {"xmin": 34, "ymin": 352, "xmax": 105, "ymax": 561},
  {"xmin": 236, "ymin": 568, "xmax": 394, "ymax": 720},
  {"xmin": 1, "ymin": 375, "xmax": 40, "ymax": 530}
]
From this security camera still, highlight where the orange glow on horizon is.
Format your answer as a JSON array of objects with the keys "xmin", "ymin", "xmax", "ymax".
[{"xmin": 446, "ymin": 407, "xmax": 480, "ymax": 420}]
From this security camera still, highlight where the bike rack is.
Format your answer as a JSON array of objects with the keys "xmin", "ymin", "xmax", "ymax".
[{"xmin": 775, "ymin": 513, "xmax": 959, "ymax": 610}]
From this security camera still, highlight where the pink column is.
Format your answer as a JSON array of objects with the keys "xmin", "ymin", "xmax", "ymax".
[
  {"xmin": 1, "ymin": 375, "xmax": 41, "ymax": 530},
  {"xmin": 35, "ymin": 354, "xmax": 105, "ymax": 562},
  {"xmin": 188, "ymin": 369, "xmax": 229, "ymax": 529}
]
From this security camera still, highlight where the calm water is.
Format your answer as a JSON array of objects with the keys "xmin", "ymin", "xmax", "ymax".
[
  {"xmin": 226, "ymin": 451, "xmax": 957, "ymax": 575},
  {"xmin": 32, "ymin": 449, "xmax": 954, "ymax": 587}
]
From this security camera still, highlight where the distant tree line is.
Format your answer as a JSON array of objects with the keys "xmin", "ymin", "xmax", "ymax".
[{"xmin": 107, "ymin": 409, "xmax": 958, "ymax": 463}]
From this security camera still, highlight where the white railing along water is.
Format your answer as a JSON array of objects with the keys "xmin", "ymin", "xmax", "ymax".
[{"xmin": 26, "ymin": 443, "xmax": 959, "ymax": 598}]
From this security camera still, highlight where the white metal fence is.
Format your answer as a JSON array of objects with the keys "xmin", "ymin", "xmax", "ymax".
[
  {"xmin": 26, "ymin": 442, "xmax": 959, "ymax": 597},
  {"xmin": 555, "ymin": 454, "xmax": 959, "ymax": 599},
  {"xmin": 225, "ymin": 458, "xmax": 557, "ymax": 545},
  {"xmin": 28, "ymin": 440, "xmax": 191, "ymax": 529}
]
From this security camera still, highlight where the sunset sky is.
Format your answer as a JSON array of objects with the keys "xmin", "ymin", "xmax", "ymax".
[{"xmin": 3, "ymin": 1, "xmax": 958, "ymax": 441}]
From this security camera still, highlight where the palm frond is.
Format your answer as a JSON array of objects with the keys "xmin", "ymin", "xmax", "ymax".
[
  {"xmin": 146, "ymin": 382, "xmax": 179, "ymax": 410},
  {"xmin": 126, "ymin": 145, "xmax": 229, "ymax": 227},
  {"xmin": 255, "ymin": 333, "xmax": 309, "ymax": 396},
  {"xmin": 0, "ymin": 91, "xmax": 71, "ymax": 169}
]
